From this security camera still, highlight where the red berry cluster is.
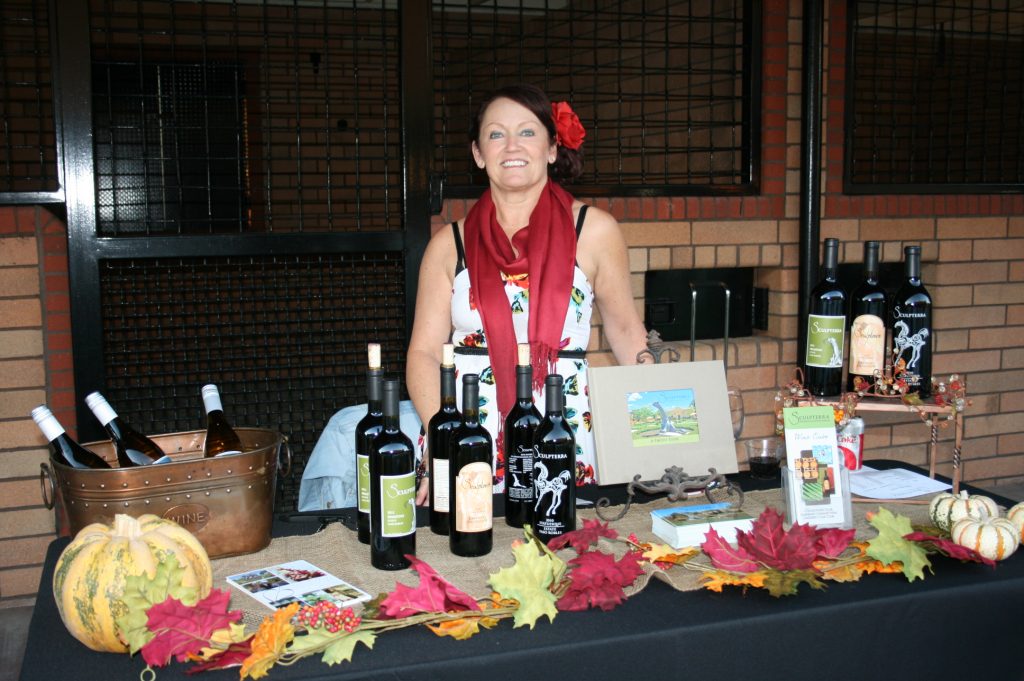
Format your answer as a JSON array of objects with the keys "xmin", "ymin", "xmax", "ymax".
[{"xmin": 296, "ymin": 601, "xmax": 361, "ymax": 634}]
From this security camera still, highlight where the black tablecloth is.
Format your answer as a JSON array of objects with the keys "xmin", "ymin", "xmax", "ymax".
[{"xmin": 20, "ymin": 463, "xmax": 1024, "ymax": 681}]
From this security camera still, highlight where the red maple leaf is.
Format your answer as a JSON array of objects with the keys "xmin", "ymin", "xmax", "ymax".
[
  {"xmin": 547, "ymin": 518, "xmax": 618, "ymax": 554},
  {"xmin": 736, "ymin": 508, "xmax": 820, "ymax": 571},
  {"xmin": 185, "ymin": 640, "xmax": 253, "ymax": 675},
  {"xmin": 378, "ymin": 556, "xmax": 481, "ymax": 619},
  {"xmin": 815, "ymin": 527, "xmax": 856, "ymax": 559},
  {"xmin": 141, "ymin": 589, "xmax": 242, "ymax": 667},
  {"xmin": 904, "ymin": 531, "xmax": 996, "ymax": 567},
  {"xmin": 556, "ymin": 550, "xmax": 644, "ymax": 612},
  {"xmin": 701, "ymin": 527, "xmax": 759, "ymax": 573}
]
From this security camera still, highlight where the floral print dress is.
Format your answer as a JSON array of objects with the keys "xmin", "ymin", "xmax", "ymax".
[{"xmin": 449, "ymin": 218, "xmax": 597, "ymax": 494}]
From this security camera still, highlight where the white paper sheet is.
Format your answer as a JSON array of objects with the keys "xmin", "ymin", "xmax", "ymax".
[{"xmin": 848, "ymin": 466, "xmax": 951, "ymax": 499}]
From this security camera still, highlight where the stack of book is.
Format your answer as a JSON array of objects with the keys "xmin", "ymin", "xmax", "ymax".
[{"xmin": 650, "ymin": 502, "xmax": 754, "ymax": 549}]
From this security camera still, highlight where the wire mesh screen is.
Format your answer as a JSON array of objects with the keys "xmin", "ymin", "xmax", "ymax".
[
  {"xmin": 847, "ymin": 0, "xmax": 1024, "ymax": 190},
  {"xmin": 0, "ymin": 0, "xmax": 59, "ymax": 195},
  {"xmin": 89, "ymin": 0, "xmax": 402, "ymax": 235},
  {"xmin": 432, "ymin": 0, "xmax": 757, "ymax": 196},
  {"xmin": 98, "ymin": 252, "xmax": 407, "ymax": 509}
]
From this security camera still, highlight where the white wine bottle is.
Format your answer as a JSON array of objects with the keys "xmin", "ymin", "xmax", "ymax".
[
  {"xmin": 85, "ymin": 392, "xmax": 172, "ymax": 466},
  {"xmin": 201, "ymin": 384, "xmax": 244, "ymax": 457},
  {"xmin": 31, "ymin": 405, "xmax": 111, "ymax": 469}
]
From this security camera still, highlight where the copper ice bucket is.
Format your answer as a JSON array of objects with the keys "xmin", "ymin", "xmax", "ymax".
[{"xmin": 40, "ymin": 428, "xmax": 290, "ymax": 558}]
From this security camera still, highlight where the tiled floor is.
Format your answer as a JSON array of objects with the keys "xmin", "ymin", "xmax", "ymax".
[{"xmin": 2, "ymin": 483, "xmax": 1022, "ymax": 680}]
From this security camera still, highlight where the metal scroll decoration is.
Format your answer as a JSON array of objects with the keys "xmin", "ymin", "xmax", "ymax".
[{"xmin": 594, "ymin": 329, "xmax": 744, "ymax": 522}]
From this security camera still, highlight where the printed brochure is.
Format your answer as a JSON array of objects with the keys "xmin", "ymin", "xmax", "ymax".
[{"xmin": 225, "ymin": 559, "xmax": 371, "ymax": 611}]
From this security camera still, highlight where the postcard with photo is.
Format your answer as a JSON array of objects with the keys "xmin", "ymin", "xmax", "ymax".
[{"xmin": 226, "ymin": 559, "xmax": 371, "ymax": 611}]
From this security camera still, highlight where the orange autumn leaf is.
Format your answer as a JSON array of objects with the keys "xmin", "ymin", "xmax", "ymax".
[
  {"xmin": 427, "ymin": 615, "xmax": 500, "ymax": 641},
  {"xmin": 814, "ymin": 560, "xmax": 867, "ymax": 583},
  {"xmin": 857, "ymin": 558, "xmax": 905, "ymax": 575},
  {"xmin": 241, "ymin": 602, "xmax": 299, "ymax": 680},
  {"xmin": 700, "ymin": 570, "xmax": 768, "ymax": 593},
  {"xmin": 641, "ymin": 542, "xmax": 699, "ymax": 567}
]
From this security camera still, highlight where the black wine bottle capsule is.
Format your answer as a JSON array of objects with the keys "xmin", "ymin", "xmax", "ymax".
[
  {"xmin": 86, "ymin": 392, "xmax": 171, "ymax": 466},
  {"xmin": 890, "ymin": 245, "xmax": 933, "ymax": 397},
  {"xmin": 449, "ymin": 374, "xmax": 493, "ymax": 557},
  {"xmin": 532, "ymin": 374, "xmax": 576, "ymax": 543},
  {"xmin": 369, "ymin": 377, "xmax": 416, "ymax": 570},
  {"xmin": 504, "ymin": 344, "xmax": 540, "ymax": 528},
  {"xmin": 427, "ymin": 343, "xmax": 460, "ymax": 535},
  {"xmin": 31, "ymin": 405, "xmax": 111, "ymax": 469},
  {"xmin": 803, "ymin": 238, "xmax": 846, "ymax": 397},
  {"xmin": 847, "ymin": 241, "xmax": 887, "ymax": 393},
  {"xmin": 201, "ymin": 384, "xmax": 244, "ymax": 457},
  {"xmin": 355, "ymin": 342, "xmax": 383, "ymax": 545}
]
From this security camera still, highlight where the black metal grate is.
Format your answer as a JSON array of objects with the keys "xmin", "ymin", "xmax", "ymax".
[
  {"xmin": 89, "ymin": 0, "xmax": 402, "ymax": 234},
  {"xmin": 98, "ymin": 252, "xmax": 407, "ymax": 509},
  {"xmin": 432, "ymin": 0, "xmax": 758, "ymax": 197},
  {"xmin": 0, "ymin": 0, "xmax": 59, "ymax": 196},
  {"xmin": 846, "ymin": 0, "xmax": 1024, "ymax": 192}
]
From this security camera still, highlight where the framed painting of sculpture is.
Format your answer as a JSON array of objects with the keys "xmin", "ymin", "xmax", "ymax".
[{"xmin": 587, "ymin": 360, "xmax": 738, "ymax": 485}]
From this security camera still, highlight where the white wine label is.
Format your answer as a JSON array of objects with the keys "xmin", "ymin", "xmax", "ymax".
[
  {"xmin": 805, "ymin": 314, "xmax": 845, "ymax": 368},
  {"xmin": 849, "ymin": 313, "xmax": 885, "ymax": 375},
  {"xmin": 455, "ymin": 461, "xmax": 493, "ymax": 532},
  {"xmin": 432, "ymin": 458, "xmax": 450, "ymax": 512},
  {"xmin": 380, "ymin": 472, "xmax": 416, "ymax": 537},
  {"xmin": 357, "ymin": 454, "xmax": 370, "ymax": 513},
  {"xmin": 507, "ymin": 445, "xmax": 534, "ymax": 501}
]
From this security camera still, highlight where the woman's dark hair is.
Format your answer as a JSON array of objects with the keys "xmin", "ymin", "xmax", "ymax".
[{"xmin": 469, "ymin": 83, "xmax": 583, "ymax": 182}]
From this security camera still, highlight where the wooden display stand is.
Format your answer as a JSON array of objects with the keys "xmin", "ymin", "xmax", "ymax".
[{"xmin": 802, "ymin": 397, "xmax": 962, "ymax": 494}]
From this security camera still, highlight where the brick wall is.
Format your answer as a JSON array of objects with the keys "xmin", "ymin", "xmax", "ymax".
[
  {"xmin": 0, "ymin": 205, "xmax": 72, "ymax": 607},
  {"xmin": 2, "ymin": 0, "xmax": 1023, "ymax": 609}
]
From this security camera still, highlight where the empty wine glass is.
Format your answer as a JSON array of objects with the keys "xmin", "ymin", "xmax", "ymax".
[{"xmin": 727, "ymin": 386, "xmax": 744, "ymax": 439}]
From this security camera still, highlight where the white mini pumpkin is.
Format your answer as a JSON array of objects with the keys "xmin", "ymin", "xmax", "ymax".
[
  {"xmin": 950, "ymin": 516, "xmax": 1019, "ymax": 562},
  {"xmin": 1006, "ymin": 502, "xmax": 1024, "ymax": 543},
  {"xmin": 928, "ymin": 490, "xmax": 999, "ymax": 532}
]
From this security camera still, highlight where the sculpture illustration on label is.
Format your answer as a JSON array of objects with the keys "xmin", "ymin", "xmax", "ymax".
[
  {"xmin": 805, "ymin": 314, "xmax": 845, "ymax": 368},
  {"xmin": 533, "ymin": 459, "xmax": 571, "ymax": 517}
]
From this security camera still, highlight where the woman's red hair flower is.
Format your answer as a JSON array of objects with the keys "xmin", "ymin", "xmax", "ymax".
[{"xmin": 551, "ymin": 101, "xmax": 586, "ymax": 150}]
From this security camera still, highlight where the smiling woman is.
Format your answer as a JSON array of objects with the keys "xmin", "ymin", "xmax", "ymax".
[{"xmin": 406, "ymin": 83, "xmax": 649, "ymax": 505}]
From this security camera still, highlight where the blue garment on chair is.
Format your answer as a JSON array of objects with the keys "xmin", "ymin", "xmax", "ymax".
[{"xmin": 298, "ymin": 400, "xmax": 423, "ymax": 511}]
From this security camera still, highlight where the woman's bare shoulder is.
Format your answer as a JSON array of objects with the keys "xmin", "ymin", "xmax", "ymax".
[{"xmin": 422, "ymin": 220, "xmax": 460, "ymax": 280}]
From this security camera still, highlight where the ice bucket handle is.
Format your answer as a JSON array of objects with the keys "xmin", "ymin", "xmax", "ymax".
[
  {"xmin": 39, "ymin": 462, "xmax": 56, "ymax": 510},
  {"xmin": 278, "ymin": 436, "xmax": 292, "ymax": 478}
]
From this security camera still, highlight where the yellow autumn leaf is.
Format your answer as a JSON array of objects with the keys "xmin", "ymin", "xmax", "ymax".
[
  {"xmin": 699, "ymin": 570, "xmax": 768, "ymax": 593},
  {"xmin": 187, "ymin": 621, "xmax": 250, "ymax": 661},
  {"xmin": 241, "ymin": 602, "xmax": 300, "ymax": 680},
  {"xmin": 427, "ymin": 616, "xmax": 500, "ymax": 641},
  {"xmin": 641, "ymin": 543, "xmax": 699, "ymax": 567}
]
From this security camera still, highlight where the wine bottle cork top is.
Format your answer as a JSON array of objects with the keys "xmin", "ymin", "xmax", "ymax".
[
  {"xmin": 517, "ymin": 343, "xmax": 530, "ymax": 366},
  {"xmin": 441, "ymin": 343, "xmax": 455, "ymax": 366},
  {"xmin": 367, "ymin": 343, "xmax": 381, "ymax": 370}
]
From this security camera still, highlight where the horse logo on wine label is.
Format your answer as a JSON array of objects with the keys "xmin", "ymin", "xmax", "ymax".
[
  {"xmin": 892, "ymin": 320, "xmax": 929, "ymax": 370},
  {"xmin": 533, "ymin": 461, "xmax": 571, "ymax": 516}
]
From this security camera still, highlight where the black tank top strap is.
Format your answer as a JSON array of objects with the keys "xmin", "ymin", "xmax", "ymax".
[
  {"xmin": 451, "ymin": 221, "xmax": 466, "ymax": 275},
  {"xmin": 575, "ymin": 204, "xmax": 588, "ymax": 239}
]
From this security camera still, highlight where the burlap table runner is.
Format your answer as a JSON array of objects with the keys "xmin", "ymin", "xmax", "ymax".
[{"xmin": 213, "ymin": 491, "xmax": 934, "ymax": 628}]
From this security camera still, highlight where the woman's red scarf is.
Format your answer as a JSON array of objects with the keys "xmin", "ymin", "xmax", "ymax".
[{"xmin": 463, "ymin": 180, "xmax": 577, "ymax": 422}]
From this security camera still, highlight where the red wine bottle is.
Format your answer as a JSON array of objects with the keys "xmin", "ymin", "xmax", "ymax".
[
  {"xmin": 532, "ymin": 374, "xmax": 576, "ymax": 543},
  {"xmin": 890, "ymin": 245, "xmax": 932, "ymax": 397},
  {"xmin": 847, "ymin": 241, "xmax": 887, "ymax": 393},
  {"xmin": 449, "ymin": 373, "xmax": 493, "ymax": 557},
  {"xmin": 369, "ymin": 376, "xmax": 416, "ymax": 570},
  {"xmin": 355, "ymin": 343, "xmax": 383, "ymax": 545},
  {"xmin": 31, "ymin": 405, "xmax": 111, "ymax": 469},
  {"xmin": 201, "ymin": 385, "xmax": 244, "ymax": 457},
  {"xmin": 85, "ymin": 392, "xmax": 172, "ymax": 466},
  {"xmin": 504, "ymin": 344, "xmax": 541, "ymax": 529},
  {"xmin": 427, "ymin": 343, "xmax": 460, "ymax": 536},
  {"xmin": 803, "ymin": 238, "xmax": 846, "ymax": 397}
]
